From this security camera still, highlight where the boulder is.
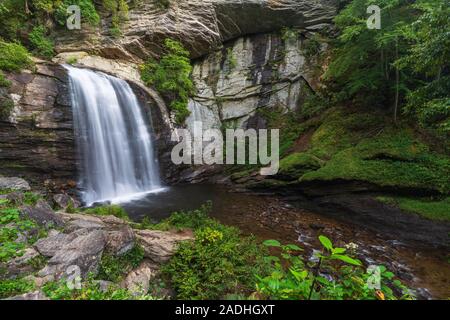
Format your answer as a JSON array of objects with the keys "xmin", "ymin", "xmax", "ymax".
[
  {"xmin": 34, "ymin": 232, "xmax": 78, "ymax": 257},
  {"xmin": 135, "ymin": 229, "xmax": 193, "ymax": 263},
  {"xmin": 20, "ymin": 200, "xmax": 64, "ymax": 228},
  {"xmin": 38, "ymin": 229, "xmax": 106, "ymax": 279},
  {"xmin": 0, "ymin": 177, "xmax": 31, "ymax": 191},
  {"xmin": 105, "ymin": 225, "xmax": 135, "ymax": 256},
  {"xmin": 121, "ymin": 260, "xmax": 159, "ymax": 295},
  {"xmin": 53, "ymin": 194, "xmax": 80, "ymax": 210}
]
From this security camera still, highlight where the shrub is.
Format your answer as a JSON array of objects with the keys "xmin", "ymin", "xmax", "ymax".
[
  {"xmin": 0, "ymin": 278, "xmax": 35, "ymax": 299},
  {"xmin": 0, "ymin": 96, "xmax": 14, "ymax": 120},
  {"xmin": 140, "ymin": 38, "xmax": 193, "ymax": 124},
  {"xmin": 256, "ymin": 236, "xmax": 413, "ymax": 300},
  {"xmin": 29, "ymin": 25, "xmax": 54, "ymax": 59},
  {"xmin": 0, "ymin": 71, "xmax": 11, "ymax": 87},
  {"xmin": 160, "ymin": 203, "xmax": 268, "ymax": 299},
  {"xmin": 0, "ymin": 41, "xmax": 33, "ymax": 71},
  {"xmin": 55, "ymin": 0, "xmax": 100, "ymax": 27},
  {"xmin": 97, "ymin": 245, "xmax": 145, "ymax": 282}
]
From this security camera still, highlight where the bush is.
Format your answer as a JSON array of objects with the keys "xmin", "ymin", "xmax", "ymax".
[
  {"xmin": 160, "ymin": 203, "xmax": 268, "ymax": 299},
  {"xmin": 55, "ymin": 0, "xmax": 100, "ymax": 27},
  {"xmin": 29, "ymin": 25, "xmax": 54, "ymax": 59},
  {"xmin": 0, "ymin": 41, "xmax": 33, "ymax": 72},
  {"xmin": 140, "ymin": 38, "xmax": 193, "ymax": 124},
  {"xmin": 0, "ymin": 71, "xmax": 11, "ymax": 87},
  {"xmin": 0, "ymin": 278, "xmax": 35, "ymax": 299},
  {"xmin": 0, "ymin": 95, "xmax": 14, "ymax": 120},
  {"xmin": 97, "ymin": 245, "xmax": 145, "ymax": 282},
  {"xmin": 256, "ymin": 236, "xmax": 413, "ymax": 300}
]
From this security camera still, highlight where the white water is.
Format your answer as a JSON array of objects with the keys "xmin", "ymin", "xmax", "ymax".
[{"xmin": 65, "ymin": 66, "xmax": 163, "ymax": 205}]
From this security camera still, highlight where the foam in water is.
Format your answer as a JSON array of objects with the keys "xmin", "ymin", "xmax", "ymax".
[{"xmin": 65, "ymin": 65, "xmax": 163, "ymax": 205}]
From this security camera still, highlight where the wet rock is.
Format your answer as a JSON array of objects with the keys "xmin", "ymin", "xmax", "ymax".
[
  {"xmin": 105, "ymin": 226, "xmax": 135, "ymax": 256},
  {"xmin": 5, "ymin": 291, "xmax": 49, "ymax": 300},
  {"xmin": 121, "ymin": 260, "xmax": 159, "ymax": 295},
  {"xmin": 38, "ymin": 229, "xmax": 106, "ymax": 279},
  {"xmin": 53, "ymin": 194, "xmax": 80, "ymax": 210},
  {"xmin": 20, "ymin": 200, "xmax": 64, "ymax": 228},
  {"xmin": 135, "ymin": 229, "xmax": 193, "ymax": 263},
  {"xmin": 0, "ymin": 177, "xmax": 31, "ymax": 191}
]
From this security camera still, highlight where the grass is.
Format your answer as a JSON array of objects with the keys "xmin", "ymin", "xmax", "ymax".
[
  {"xmin": 377, "ymin": 196, "xmax": 450, "ymax": 222},
  {"xmin": 82, "ymin": 205, "xmax": 129, "ymax": 221}
]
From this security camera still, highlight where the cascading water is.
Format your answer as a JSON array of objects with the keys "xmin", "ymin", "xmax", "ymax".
[{"xmin": 65, "ymin": 65, "xmax": 163, "ymax": 205}]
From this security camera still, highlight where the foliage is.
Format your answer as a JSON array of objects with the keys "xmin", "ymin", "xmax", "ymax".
[
  {"xmin": 97, "ymin": 245, "xmax": 145, "ymax": 282},
  {"xmin": 396, "ymin": 0, "xmax": 450, "ymax": 134},
  {"xmin": 0, "ymin": 71, "xmax": 11, "ymax": 87},
  {"xmin": 82, "ymin": 204, "xmax": 129, "ymax": 221},
  {"xmin": 42, "ymin": 276, "xmax": 156, "ymax": 300},
  {"xmin": 0, "ymin": 41, "xmax": 33, "ymax": 72},
  {"xmin": 0, "ymin": 96, "xmax": 14, "ymax": 120},
  {"xmin": 160, "ymin": 203, "xmax": 269, "ymax": 299},
  {"xmin": 55, "ymin": 0, "xmax": 101, "ymax": 27},
  {"xmin": 276, "ymin": 108, "xmax": 450, "ymax": 195},
  {"xmin": 102, "ymin": 0, "xmax": 129, "ymax": 36},
  {"xmin": 256, "ymin": 236, "xmax": 413, "ymax": 300},
  {"xmin": 140, "ymin": 38, "xmax": 193, "ymax": 124},
  {"xmin": 29, "ymin": 25, "xmax": 55, "ymax": 59},
  {"xmin": 0, "ymin": 278, "xmax": 35, "ymax": 299},
  {"xmin": 0, "ymin": 191, "xmax": 48, "ymax": 262}
]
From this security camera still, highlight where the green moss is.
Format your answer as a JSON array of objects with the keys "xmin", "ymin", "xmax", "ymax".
[
  {"xmin": 279, "ymin": 152, "xmax": 322, "ymax": 179},
  {"xmin": 302, "ymin": 129, "xmax": 450, "ymax": 194},
  {"xmin": 273, "ymin": 108, "xmax": 449, "ymax": 194},
  {"xmin": 377, "ymin": 196, "xmax": 450, "ymax": 222}
]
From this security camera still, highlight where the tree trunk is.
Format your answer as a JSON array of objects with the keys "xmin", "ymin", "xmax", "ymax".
[{"xmin": 394, "ymin": 37, "xmax": 399, "ymax": 123}]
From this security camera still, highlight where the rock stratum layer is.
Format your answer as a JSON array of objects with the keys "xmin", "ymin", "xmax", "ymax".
[{"xmin": 55, "ymin": 0, "xmax": 336, "ymax": 60}]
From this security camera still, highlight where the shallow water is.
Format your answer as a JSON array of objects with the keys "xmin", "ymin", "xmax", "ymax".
[{"xmin": 121, "ymin": 184, "xmax": 450, "ymax": 299}]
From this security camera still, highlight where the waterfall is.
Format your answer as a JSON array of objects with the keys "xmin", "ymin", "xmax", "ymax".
[{"xmin": 65, "ymin": 66, "xmax": 163, "ymax": 205}]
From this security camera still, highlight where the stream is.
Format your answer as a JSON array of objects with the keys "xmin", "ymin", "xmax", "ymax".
[{"xmin": 121, "ymin": 184, "xmax": 450, "ymax": 300}]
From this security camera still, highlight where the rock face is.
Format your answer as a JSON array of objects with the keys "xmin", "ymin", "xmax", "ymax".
[
  {"xmin": 0, "ymin": 62, "xmax": 77, "ymax": 189},
  {"xmin": 186, "ymin": 31, "xmax": 324, "ymax": 131},
  {"xmin": 55, "ymin": 0, "xmax": 336, "ymax": 61},
  {"xmin": 0, "ymin": 177, "xmax": 31, "ymax": 191}
]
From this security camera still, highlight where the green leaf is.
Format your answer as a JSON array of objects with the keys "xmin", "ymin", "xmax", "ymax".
[
  {"xmin": 332, "ymin": 247, "xmax": 346, "ymax": 254},
  {"xmin": 318, "ymin": 235, "xmax": 333, "ymax": 251},
  {"xmin": 285, "ymin": 244, "xmax": 303, "ymax": 251},
  {"xmin": 263, "ymin": 239, "xmax": 281, "ymax": 247},
  {"xmin": 332, "ymin": 254, "xmax": 362, "ymax": 266}
]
